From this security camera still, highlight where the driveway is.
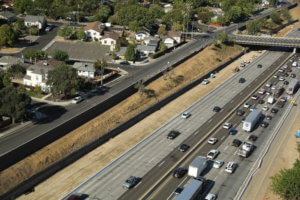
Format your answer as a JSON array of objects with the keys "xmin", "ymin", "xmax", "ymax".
[{"xmin": 46, "ymin": 41, "xmax": 112, "ymax": 62}]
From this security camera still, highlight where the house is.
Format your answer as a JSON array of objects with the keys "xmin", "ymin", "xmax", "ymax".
[
  {"xmin": 116, "ymin": 47, "xmax": 127, "ymax": 60},
  {"xmin": 163, "ymin": 31, "xmax": 182, "ymax": 48},
  {"xmin": 144, "ymin": 36, "xmax": 159, "ymax": 47},
  {"xmin": 100, "ymin": 31, "xmax": 119, "ymax": 51},
  {"xmin": 24, "ymin": 15, "xmax": 47, "ymax": 29},
  {"xmin": 2, "ymin": 1, "xmax": 14, "ymax": 8},
  {"xmin": 0, "ymin": 11, "xmax": 17, "ymax": 23},
  {"xmin": 135, "ymin": 29, "xmax": 151, "ymax": 41},
  {"xmin": 73, "ymin": 62, "xmax": 96, "ymax": 79},
  {"xmin": 84, "ymin": 21, "xmax": 105, "ymax": 41},
  {"xmin": 0, "ymin": 56, "xmax": 23, "ymax": 70},
  {"xmin": 23, "ymin": 59, "xmax": 62, "ymax": 92},
  {"xmin": 136, "ymin": 45, "xmax": 156, "ymax": 56}
]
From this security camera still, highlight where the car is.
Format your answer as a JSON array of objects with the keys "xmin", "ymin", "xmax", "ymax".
[
  {"xmin": 284, "ymin": 80, "xmax": 289, "ymax": 85},
  {"xmin": 257, "ymin": 64, "xmax": 262, "ymax": 68},
  {"xmin": 258, "ymin": 89, "xmax": 265, "ymax": 94},
  {"xmin": 242, "ymin": 117, "xmax": 246, "ymax": 123},
  {"xmin": 120, "ymin": 61, "xmax": 130, "ymax": 65},
  {"xmin": 67, "ymin": 194, "xmax": 86, "ymax": 200},
  {"xmin": 236, "ymin": 109, "xmax": 245, "ymax": 116},
  {"xmin": 278, "ymin": 68, "xmax": 284, "ymax": 73},
  {"xmin": 72, "ymin": 96, "xmax": 83, "ymax": 104},
  {"xmin": 223, "ymin": 122, "xmax": 232, "ymax": 129},
  {"xmin": 181, "ymin": 112, "xmax": 191, "ymax": 119},
  {"xmin": 45, "ymin": 25, "xmax": 53, "ymax": 32},
  {"xmin": 208, "ymin": 137, "xmax": 218, "ymax": 144},
  {"xmin": 250, "ymin": 105, "xmax": 256, "ymax": 111},
  {"xmin": 123, "ymin": 176, "xmax": 140, "ymax": 189},
  {"xmin": 279, "ymin": 76, "xmax": 285, "ymax": 81},
  {"xmin": 239, "ymin": 78, "xmax": 246, "ymax": 83},
  {"xmin": 273, "ymin": 74, "xmax": 279, "ymax": 78},
  {"xmin": 266, "ymin": 90, "xmax": 272, "ymax": 95},
  {"xmin": 174, "ymin": 187, "xmax": 184, "ymax": 195},
  {"xmin": 271, "ymin": 108, "xmax": 278, "ymax": 113},
  {"xmin": 266, "ymin": 115, "xmax": 272, "ymax": 120},
  {"xmin": 251, "ymin": 94, "xmax": 259, "ymax": 100},
  {"xmin": 213, "ymin": 106, "xmax": 221, "ymax": 112},
  {"xmin": 244, "ymin": 103, "xmax": 251, "ymax": 108},
  {"xmin": 287, "ymin": 68, "xmax": 292, "ymax": 72},
  {"xmin": 167, "ymin": 130, "xmax": 180, "ymax": 139},
  {"xmin": 229, "ymin": 129, "xmax": 238, "ymax": 135},
  {"xmin": 225, "ymin": 162, "xmax": 237, "ymax": 173},
  {"xmin": 202, "ymin": 79, "xmax": 210, "ymax": 85},
  {"xmin": 240, "ymin": 62, "xmax": 246, "ymax": 67},
  {"xmin": 205, "ymin": 193, "xmax": 217, "ymax": 200},
  {"xmin": 262, "ymin": 106, "xmax": 269, "ymax": 111},
  {"xmin": 289, "ymin": 58, "xmax": 294, "ymax": 63},
  {"xmin": 178, "ymin": 144, "xmax": 190, "ymax": 152},
  {"xmin": 213, "ymin": 160, "xmax": 224, "ymax": 168},
  {"xmin": 258, "ymin": 99, "xmax": 265, "ymax": 104},
  {"xmin": 271, "ymin": 85, "xmax": 277, "ymax": 90},
  {"xmin": 207, "ymin": 149, "xmax": 219, "ymax": 159},
  {"xmin": 283, "ymin": 64, "xmax": 288, "ymax": 69},
  {"xmin": 266, "ymin": 82, "xmax": 272, "ymax": 87},
  {"xmin": 173, "ymin": 167, "xmax": 187, "ymax": 178},
  {"xmin": 292, "ymin": 61, "xmax": 298, "ymax": 67},
  {"xmin": 232, "ymin": 139, "xmax": 242, "ymax": 147},
  {"xmin": 290, "ymin": 73, "xmax": 296, "ymax": 78},
  {"xmin": 280, "ymin": 96, "xmax": 287, "ymax": 102},
  {"xmin": 248, "ymin": 134, "xmax": 258, "ymax": 142},
  {"xmin": 284, "ymin": 73, "xmax": 289, "ymax": 77},
  {"xmin": 261, "ymin": 121, "xmax": 269, "ymax": 128}
]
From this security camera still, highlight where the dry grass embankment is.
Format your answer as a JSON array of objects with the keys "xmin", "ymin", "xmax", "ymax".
[{"xmin": 0, "ymin": 44, "xmax": 243, "ymax": 196}]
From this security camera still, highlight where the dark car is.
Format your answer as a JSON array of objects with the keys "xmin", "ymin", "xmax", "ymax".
[
  {"xmin": 232, "ymin": 139, "xmax": 242, "ymax": 147},
  {"xmin": 173, "ymin": 168, "xmax": 187, "ymax": 178},
  {"xmin": 258, "ymin": 99, "xmax": 265, "ymax": 104},
  {"xmin": 167, "ymin": 130, "xmax": 180, "ymax": 139},
  {"xmin": 123, "ymin": 176, "xmax": 140, "ymax": 189},
  {"xmin": 178, "ymin": 144, "xmax": 190, "ymax": 152},
  {"xmin": 284, "ymin": 73, "xmax": 289, "ymax": 77},
  {"xmin": 283, "ymin": 81, "xmax": 289, "ymax": 85},
  {"xmin": 248, "ymin": 134, "xmax": 258, "ymax": 142},
  {"xmin": 239, "ymin": 78, "xmax": 246, "ymax": 83},
  {"xmin": 261, "ymin": 121, "xmax": 269, "ymax": 128},
  {"xmin": 236, "ymin": 109, "xmax": 245, "ymax": 116},
  {"xmin": 229, "ymin": 129, "xmax": 238, "ymax": 135},
  {"xmin": 67, "ymin": 194, "xmax": 88, "ymax": 200},
  {"xmin": 290, "ymin": 73, "xmax": 296, "ymax": 78},
  {"xmin": 266, "ymin": 115, "xmax": 272, "ymax": 120},
  {"xmin": 271, "ymin": 108, "xmax": 278, "ymax": 113},
  {"xmin": 257, "ymin": 64, "xmax": 262, "ymax": 68},
  {"xmin": 120, "ymin": 61, "xmax": 130, "ymax": 65},
  {"xmin": 174, "ymin": 186, "xmax": 184, "ymax": 195},
  {"xmin": 213, "ymin": 106, "xmax": 221, "ymax": 112},
  {"xmin": 287, "ymin": 68, "xmax": 292, "ymax": 72}
]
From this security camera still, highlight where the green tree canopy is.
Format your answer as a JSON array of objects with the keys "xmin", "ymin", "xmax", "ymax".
[
  {"xmin": 13, "ymin": 0, "xmax": 34, "ymax": 14},
  {"xmin": 280, "ymin": 8, "xmax": 292, "ymax": 22},
  {"xmin": 51, "ymin": 50, "xmax": 69, "ymax": 62},
  {"xmin": 125, "ymin": 44, "xmax": 136, "ymax": 61},
  {"xmin": 93, "ymin": 59, "xmax": 107, "ymax": 85},
  {"xmin": 246, "ymin": 20, "xmax": 262, "ymax": 35},
  {"xmin": 149, "ymin": 4, "xmax": 165, "ymax": 19},
  {"xmin": 24, "ymin": 49, "xmax": 48, "ymax": 60},
  {"xmin": 197, "ymin": 7, "xmax": 214, "ymax": 24},
  {"xmin": 93, "ymin": 5, "xmax": 111, "ymax": 22},
  {"xmin": 47, "ymin": 64, "xmax": 82, "ymax": 98},
  {"xmin": 158, "ymin": 25, "xmax": 167, "ymax": 36},
  {"xmin": 270, "ymin": 12, "xmax": 281, "ymax": 24},
  {"xmin": 218, "ymin": 31, "xmax": 230, "ymax": 44},
  {"xmin": 0, "ymin": 24, "xmax": 18, "ymax": 47},
  {"xmin": 76, "ymin": 28, "xmax": 87, "ymax": 41},
  {"xmin": 0, "ymin": 86, "xmax": 31, "ymax": 123},
  {"xmin": 58, "ymin": 25, "xmax": 75, "ymax": 39},
  {"xmin": 128, "ymin": 20, "xmax": 141, "ymax": 32}
]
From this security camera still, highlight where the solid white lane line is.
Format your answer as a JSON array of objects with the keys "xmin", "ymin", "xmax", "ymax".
[
  {"xmin": 158, "ymin": 160, "xmax": 165, "ymax": 167},
  {"xmin": 221, "ymin": 136, "xmax": 225, "ymax": 140},
  {"xmin": 224, "ymin": 145, "xmax": 229, "ymax": 151},
  {"xmin": 208, "ymin": 119, "xmax": 213, "ymax": 123},
  {"xmin": 168, "ymin": 141, "xmax": 174, "ymax": 146},
  {"xmin": 179, "ymin": 177, "xmax": 188, "ymax": 186},
  {"xmin": 134, "ymin": 181, "xmax": 142, "ymax": 188}
]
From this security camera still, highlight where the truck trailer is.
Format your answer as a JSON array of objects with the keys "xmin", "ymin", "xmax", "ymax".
[
  {"xmin": 176, "ymin": 179, "xmax": 204, "ymax": 200},
  {"xmin": 286, "ymin": 79, "xmax": 299, "ymax": 95},
  {"xmin": 188, "ymin": 156, "xmax": 207, "ymax": 178},
  {"xmin": 242, "ymin": 109, "xmax": 262, "ymax": 132},
  {"xmin": 237, "ymin": 141, "xmax": 254, "ymax": 158}
]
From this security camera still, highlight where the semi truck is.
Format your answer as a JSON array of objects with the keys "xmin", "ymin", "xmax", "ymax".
[
  {"xmin": 188, "ymin": 156, "xmax": 207, "ymax": 178},
  {"xmin": 176, "ymin": 179, "xmax": 204, "ymax": 200},
  {"xmin": 286, "ymin": 79, "xmax": 299, "ymax": 95},
  {"xmin": 237, "ymin": 141, "xmax": 254, "ymax": 158},
  {"xmin": 242, "ymin": 109, "xmax": 262, "ymax": 132}
]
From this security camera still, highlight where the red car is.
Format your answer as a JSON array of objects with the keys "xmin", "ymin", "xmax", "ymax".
[{"xmin": 287, "ymin": 68, "xmax": 292, "ymax": 72}]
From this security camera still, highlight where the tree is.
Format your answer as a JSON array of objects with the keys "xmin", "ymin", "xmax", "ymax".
[
  {"xmin": 128, "ymin": 20, "xmax": 141, "ymax": 32},
  {"xmin": 0, "ymin": 24, "xmax": 18, "ymax": 47},
  {"xmin": 33, "ymin": 86, "xmax": 43, "ymax": 95},
  {"xmin": 160, "ymin": 42, "xmax": 167, "ymax": 51},
  {"xmin": 280, "ymin": 8, "xmax": 292, "ymax": 22},
  {"xmin": 94, "ymin": 5, "xmax": 111, "ymax": 22},
  {"xmin": 172, "ymin": 22, "xmax": 185, "ymax": 31},
  {"xmin": 76, "ymin": 28, "xmax": 87, "ymax": 41},
  {"xmin": 13, "ymin": 0, "xmax": 34, "ymax": 14},
  {"xmin": 158, "ymin": 25, "xmax": 166, "ymax": 36},
  {"xmin": 112, "ymin": 52, "xmax": 118, "ymax": 60},
  {"xmin": 149, "ymin": 4, "xmax": 165, "ymax": 19},
  {"xmin": 216, "ymin": 16, "xmax": 228, "ymax": 25},
  {"xmin": 226, "ymin": 6, "xmax": 243, "ymax": 22},
  {"xmin": 24, "ymin": 49, "xmax": 47, "ymax": 60},
  {"xmin": 218, "ymin": 31, "xmax": 230, "ymax": 44},
  {"xmin": 246, "ymin": 20, "xmax": 261, "ymax": 35},
  {"xmin": 0, "ymin": 86, "xmax": 31, "ymax": 123},
  {"xmin": 2, "ymin": 74, "xmax": 11, "ymax": 87},
  {"xmin": 270, "ymin": 11, "xmax": 281, "ymax": 24},
  {"xmin": 58, "ymin": 25, "xmax": 75, "ymax": 39},
  {"xmin": 134, "ymin": 80, "xmax": 144, "ymax": 96},
  {"xmin": 125, "ymin": 44, "xmax": 136, "ymax": 61},
  {"xmin": 47, "ymin": 64, "xmax": 82, "ymax": 98},
  {"xmin": 93, "ymin": 59, "xmax": 107, "ymax": 86},
  {"xmin": 51, "ymin": 50, "xmax": 69, "ymax": 62},
  {"xmin": 197, "ymin": 7, "xmax": 214, "ymax": 24},
  {"xmin": 270, "ymin": 160, "xmax": 300, "ymax": 200}
]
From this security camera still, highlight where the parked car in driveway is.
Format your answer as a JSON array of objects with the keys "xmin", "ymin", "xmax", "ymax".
[{"xmin": 45, "ymin": 25, "xmax": 53, "ymax": 32}]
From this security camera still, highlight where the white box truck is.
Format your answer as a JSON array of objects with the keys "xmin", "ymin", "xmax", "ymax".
[
  {"xmin": 242, "ymin": 109, "xmax": 262, "ymax": 132},
  {"xmin": 237, "ymin": 141, "xmax": 254, "ymax": 158},
  {"xmin": 188, "ymin": 156, "xmax": 207, "ymax": 178},
  {"xmin": 267, "ymin": 96, "xmax": 275, "ymax": 104}
]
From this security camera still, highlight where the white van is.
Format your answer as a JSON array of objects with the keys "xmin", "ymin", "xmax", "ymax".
[{"xmin": 292, "ymin": 61, "xmax": 298, "ymax": 67}]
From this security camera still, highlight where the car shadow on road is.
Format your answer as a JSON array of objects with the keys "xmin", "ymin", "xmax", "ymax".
[{"xmin": 34, "ymin": 105, "xmax": 67, "ymax": 124}]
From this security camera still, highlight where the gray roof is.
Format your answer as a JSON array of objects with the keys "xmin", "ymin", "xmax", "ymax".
[
  {"xmin": 0, "ymin": 11, "xmax": 16, "ymax": 20},
  {"xmin": 25, "ymin": 15, "xmax": 46, "ymax": 23},
  {"xmin": 73, "ymin": 62, "xmax": 95, "ymax": 72},
  {"xmin": 136, "ymin": 45, "xmax": 156, "ymax": 52},
  {"xmin": 23, "ymin": 75, "xmax": 31, "ymax": 80},
  {"xmin": 27, "ymin": 65, "xmax": 51, "ymax": 75},
  {"xmin": 0, "ymin": 56, "xmax": 22, "ymax": 65},
  {"xmin": 116, "ymin": 47, "xmax": 127, "ymax": 57}
]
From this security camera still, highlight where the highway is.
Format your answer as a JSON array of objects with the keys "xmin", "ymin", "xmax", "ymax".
[{"xmin": 62, "ymin": 48, "xmax": 290, "ymax": 200}]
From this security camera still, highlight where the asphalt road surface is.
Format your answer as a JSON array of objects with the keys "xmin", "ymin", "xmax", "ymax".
[{"xmin": 62, "ymin": 49, "xmax": 290, "ymax": 200}]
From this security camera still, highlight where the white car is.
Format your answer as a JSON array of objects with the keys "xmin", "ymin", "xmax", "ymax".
[
  {"xmin": 244, "ymin": 103, "xmax": 251, "ymax": 108},
  {"xmin": 273, "ymin": 74, "xmax": 279, "ymax": 78},
  {"xmin": 223, "ymin": 122, "xmax": 232, "ymax": 129},
  {"xmin": 213, "ymin": 160, "xmax": 224, "ymax": 168},
  {"xmin": 283, "ymin": 64, "xmax": 288, "ymax": 69},
  {"xmin": 225, "ymin": 161, "xmax": 237, "ymax": 173},
  {"xmin": 72, "ymin": 96, "xmax": 83, "ymax": 104},
  {"xmin": 251, "ymin": 94, "xmax": 259, "ymax": 100},
  {"xmin": 266, "ymin": 90, "xmax": 272, "ymax": 95},
  {"xmin": 208, "ymin": 137, "xmax": 218, "ymax": 145},
  {"xmin": 292, "ymin": 61, "xmax": 298, "ymax": 67},
  {"xmin": 266, "ymin": 82, "xmax": 272, "ymax": 87},
  {"xmin": 250, "ymin": 105, "xmax": 256, "ymax": 111},
  {"xmin": 207, "ymin": 149, "xmax": 219, "ymax": 159},
  {"xmin": 205, "ymin": 193, "xmax": 217, "ymax": 200},
  {"xmin": 278, "ymin": 68, "xmax": 284, "ymax": 72},
  {"xmin": 279, "ymin": 77, "xmax": 285, "ymax": 81},
  {"xmin": 202, "ymin": 79, "xmax": 210, "ymax": 85},
  {"xmin": 262, "ymin": 106, "xmax": 269, "ymax": 111},
  {"xmin": 271, "ymin": 85, "xmax": 277, "ymax": 90},
  {"xmin": 181, "ymin": 112, "xmax": 191, "ymax": 119},
  {"xmin": 280, "ymin": 96, "xmax": 287, "ymax": 102},
  {"xmin": 258, "ymin": 89, "xmax": 265, "ymax": 94}
]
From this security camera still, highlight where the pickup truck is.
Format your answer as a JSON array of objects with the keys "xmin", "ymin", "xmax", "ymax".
[{"xmin": 276, "ymin": 100, "xmax": 285, "ymax": 108}]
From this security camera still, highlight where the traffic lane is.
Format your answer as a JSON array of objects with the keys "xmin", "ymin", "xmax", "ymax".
[{"xmin": 122, "ymin": 52, "xmax": 291, "ymax": 200}]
